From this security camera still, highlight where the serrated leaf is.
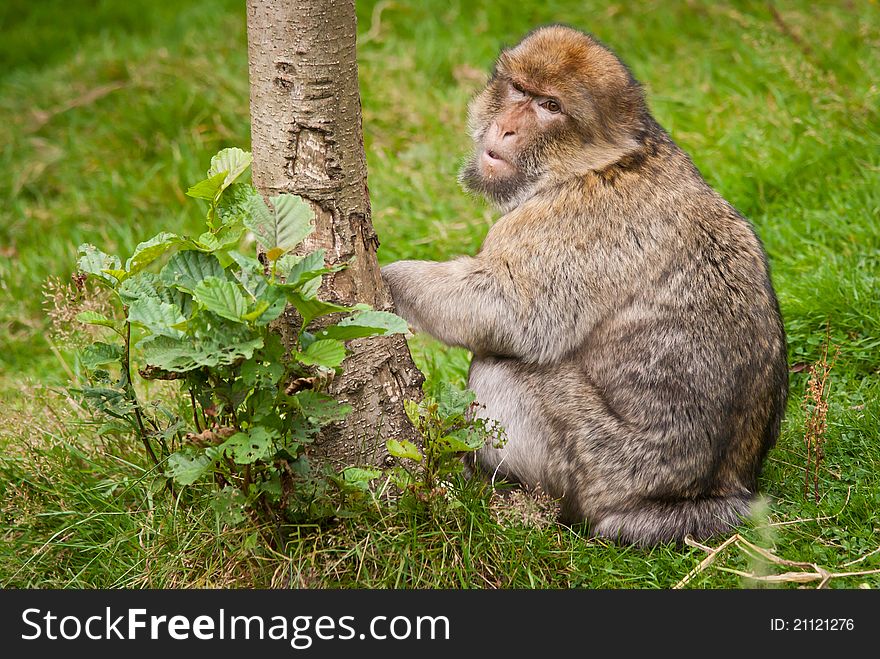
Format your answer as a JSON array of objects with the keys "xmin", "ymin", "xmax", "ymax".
[
  {"xmin": 440, "ymin": 430, "xmax": 484, "ymax": 452},
  {"xmin": 278, "ymin": 249, "xmax": 346, "ymax": 288},
  {"xmin": 287, "ymin": 291, "xmax": 363, "ymax": 329},
  {"xmin": 244, "ymin": 193, "xmax": 314, "ymax": 253},
  {"xmin": 128, "ymin": 296, "xmax": 186, "ymax": 337},
  {"xmin": 244, "ymin": 194, "xmax": 274, "ymax": 248},
  {"xmin": 386, "ymin": 438, "xmax": 422, "ymax": 462},
  {"xmin": 80, "ymin": 342, "xmax": 123, "ymax": 370},
  {"xmin": 160, "ymin": 251, "xmax": 226, "ymax": 293},
  {"xmin": 341, "ymin": 466, "xmax": 383, "ymax": 492},
  {"xmin": 75, "ymin": 310, "xmax": 117, "ymax": 329},
  {"xmin": 186, "ymin": 170, "xmax": 228, "ymax": 201},
  {"xmin": 221, "ymin": 427, "xmax": 278, "ymax": 464},
  {"xmin": 295, "ymin": 390, "xmax": 351, "ymax": 425},
  {"xmin": 208, "ymin": 148, "xmax": 252, "ymax": 192},
  {"xmin": 436, "ymin": 383, "xmax": 477, "ymax": 418},
  {"xmin": 319, "ymin": 311, "xmax": 408, "ymax": 341},
  {"xmin": 125, "ymin": 232, "xmax": 184, "ymax": 275},
  {"xmin": 342, "ymin": 467, "xmax": 383, "ymax": 484},
  {"xmin": 166, "ymin": 452, "xmax": 213, "ymax": 485},
  {"xmin": 296, "ymin": 339, "xmax": 346, "ymax": 368},
  {"xmin": 271, "ymin": 194, "xmax": 314, "ymax": 250},
  {"xmin": 240, "ymin": 360, "xmax": 284, "ymax": 388},
  {"xmin": 192, "ymin": 276, "xmax": 246, "ymax": 322},
  {"xmin": 77, "ymin": 244, "xmax": 122, "ymax": 284},
  {"xmin": 300, "ymin": 275, "xmax": 321, "ymax": 299},
  {"xmin": 195, "ymin": 224, "xmax": 244, "ymax": 252},
  {"xmin": 209, "ymin": 486, "xmax": 248, "ymax": 525},
  {"xmin": 140, "ymin": 335, "xmax": 263, "ymax": 373},
  {"xmin": 118, "ymin": 272, "xmax": 161, "ymax": 304},
  {"xmin": 253, "ymin": 286, "xmax": 287, "ymax": 326}
]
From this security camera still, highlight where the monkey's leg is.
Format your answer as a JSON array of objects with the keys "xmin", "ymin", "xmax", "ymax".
[
  {"xmin": 467, "ymin": 356, "xmax": 554, "ymax": 493},
  {"xmin": 469, "ymin": 357, "xmax": 754, "ymax": 545}
]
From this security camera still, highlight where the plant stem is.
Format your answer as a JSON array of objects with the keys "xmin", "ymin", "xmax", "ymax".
[
  {"xmin": 122, "ymin": 317, "xmax": 160, "ymax": 466},
  {"xmin": 189, "ymin": 388, "xmax": 203, "ymax": 432}
]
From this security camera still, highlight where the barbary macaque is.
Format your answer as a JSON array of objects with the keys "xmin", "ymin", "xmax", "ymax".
[{"xmin": 382, "ymin": 26, "xmax": 788, "ymax": 546}]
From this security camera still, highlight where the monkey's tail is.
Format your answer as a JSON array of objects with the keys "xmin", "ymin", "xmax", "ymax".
[{"xmin": 590, "ymin": 494, "xmax": 754, "ymax": 547}]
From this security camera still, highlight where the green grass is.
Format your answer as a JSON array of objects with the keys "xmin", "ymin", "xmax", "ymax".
[{"xmin": 1, "ymin": 0, "xmax": 879, "ymax": 588}]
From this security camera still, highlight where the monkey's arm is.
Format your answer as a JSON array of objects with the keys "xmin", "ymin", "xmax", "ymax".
[{"xmin": 381, "ymin": 258, "xmax": 531, "ymax": 358}]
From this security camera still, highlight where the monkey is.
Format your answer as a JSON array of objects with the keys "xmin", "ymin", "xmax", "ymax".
[{"xmin": 381, "ymin": 25, "xmax": 788, "ymax": 546}]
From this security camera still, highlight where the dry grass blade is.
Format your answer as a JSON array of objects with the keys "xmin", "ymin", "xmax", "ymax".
[
  {"xmin": 673, "ymin": 534, "xmax": 740, "ymax": 589},
  {"xmin": 677, "ymin": 534, "xmax": 880, "ymax": 589}
]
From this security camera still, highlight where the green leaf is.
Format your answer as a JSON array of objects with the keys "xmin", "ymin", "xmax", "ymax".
[
  {"xmin": 242, "ymin": 300, "xmax": 270, "ymax": 321},
  {"xmin": 240, "ymin": 360, "xmax": 284, "ymax": 388},
  {"xmin": 342, "ymin": 467, "xmax": 383, "ymax": 484},
  {"xmin": 186, "ymin": 170, "xmax": 228, "ymax": 201},
  {"xmin": 296, "ymin": 339, "xmax": 346, "ymax": 368},
  {"xmin": 102, "ymin": 269, "xmax": 128, "ymax": 282},
  {"xmin": 272, "ymin": 194, "xmax": 314, "ymax": 250},
  {"xmin": 140, "ymin": 334, "xmax": 264, "ymax": 372},
  {"xmin": 386, "ymin": 438, "xmax": 422, "ymax": 462},
  {"xmin": 341, "ymin": 466, "xmax": 383, "ymax": 492},
  {"xmin": 440, "ymin": 429, "xmax": 484, "ymax": 452},
  {"xmin": 75, "ymin": 310, "xmax": 117, "ymax": 329},
  {"xmin": 253, "ymin": 286, "xmax": 287, "ymax": 326},
  {"xmin": 192, "ymin": 276, "xmax": 246, "ymax": 322},
  {"xmin": 244, "ymin": 193, "xmax": 314, "ymax": 253},
  {"xmin": 231, "ymin": 253, "xmax": 268, "ymax": 300},
  {"xmin": 221, "ymin": 427, "xmax": 278, "ymax": 464},
  {"xmin": 208, "ymin": 148, "xmax": 253, "ymax": 192},
  {"xmin": 160, "ymin": 251, "xmax": 225, "ymax": 293},
  {"xmin": 166, "ymin": 452, "xmax": 213, "ymax": 486},
  {"xmin": 77, "ymin": 244, "xmax": 122, "ymax": 284},
  {"xmin": 295, "ymin": 390, "xmax": 351, "ymax": 425},
  {"xmin": 80, "ymin": 342, "xmax": 123, "ymax": 370},
  {"xmin": 287, "ymin": 291, "xmax": 365, "ymax": 329},
  {"xmin": 125, "ymin": 232, "xmax": 184, "ymax": 275},
  {"xmin": 404, "ymin": 399, "xmax": 421, "ymax": 427},
  {"xmin": 118, "ymin": 272, "xmax": 161, "ymax": 304},
  {"xmin": 244, "ymin": 194, "xmax": 274, "ymax": 247},
  {"xmin": 436, "ymin": 383, "xmax": 477, "ymax": 418},
  {"xmin": 195, "ymin": 224, "xmax": 244, "ymax": 252},
  {"xmin": 319, "ymin": 311, "xmax": 409, "ymax": 341},
  {"xmin": 209, "ymin": 486, "xmax": 248, "ymax": 525},
  {"xmin": 128, "ymin": 296, "xmax": 186, "ymax": 337}
]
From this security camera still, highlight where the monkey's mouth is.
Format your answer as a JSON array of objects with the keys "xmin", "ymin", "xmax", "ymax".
[{"xmin": 480, "ymin": 149, "xmax": 515, "ymax": 178}]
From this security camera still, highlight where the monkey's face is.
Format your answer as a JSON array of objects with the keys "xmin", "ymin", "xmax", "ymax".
[
  {"xmin": 460, "ymin": 77, "xmax": 571, "ymax": 210},
  {"xmin": 459, "ymin": 26, "xmax": 647, "ymax": 211}
]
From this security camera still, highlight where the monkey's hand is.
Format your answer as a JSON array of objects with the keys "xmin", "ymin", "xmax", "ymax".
[
  {"xmin": 381, "ymin": 260, "xmax": 427, "ymax": 334},
  {"xmin": 381, "ymin": 258, "xmax": 521, "ymax": 357}
]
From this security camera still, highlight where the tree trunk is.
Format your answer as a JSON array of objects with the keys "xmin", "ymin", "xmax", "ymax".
[{"xmin": 246, "ymin": 0, "xmax": 423, "ymax": 470}]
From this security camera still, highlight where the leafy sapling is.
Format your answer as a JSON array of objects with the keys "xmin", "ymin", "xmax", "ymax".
[
  {"xmin": 71, "ymin": 148, "xmax": 409, "ymax": 526},
  {"xmin": 387, "ymin": 382, "xmax": 502, "ymax": 505}
]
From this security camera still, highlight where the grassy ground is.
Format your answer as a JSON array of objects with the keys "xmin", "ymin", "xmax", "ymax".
[{"xmin": 1, "ymin": 0, "xmax": 878, "ymax": 588}]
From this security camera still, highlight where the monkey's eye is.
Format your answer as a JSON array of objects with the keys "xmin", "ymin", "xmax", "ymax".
[{"xmin": 540, "ymin": 99, "xmax": 562, "ymax": 114}]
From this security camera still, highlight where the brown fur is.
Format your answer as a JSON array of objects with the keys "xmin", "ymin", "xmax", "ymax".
[{"xmin": 382, "ymin": 26, "xmax": 788, "ymax": 546}]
